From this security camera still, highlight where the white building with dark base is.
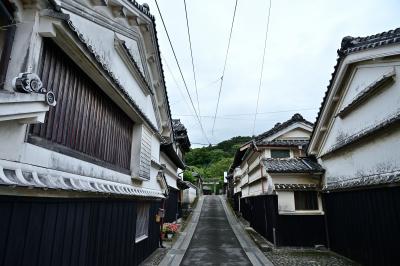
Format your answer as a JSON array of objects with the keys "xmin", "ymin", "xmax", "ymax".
[
  {"xmin": 308, "ymin": 28, "xmax": 400, "ymax": 266},
  {"xmin": 229, "ymin": 114, "xmax": 326, "ymax": 247},
  {"xmin": 0, "ymin": 0, "xmax": 179, "ymax": 265}
]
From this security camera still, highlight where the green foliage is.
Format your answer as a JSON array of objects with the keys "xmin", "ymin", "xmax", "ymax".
[
  {"xmin": 183, "ymin": 136, "xmax": 251, "ymax": 187},
  {"xmin": 204, "ymin": 157, "xmax": 233, "ymax": 179}
]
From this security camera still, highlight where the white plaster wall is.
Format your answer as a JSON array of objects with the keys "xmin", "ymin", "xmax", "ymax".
[
  {"xmin": 278, "ymin": 128, "xmax": 311, "ymax": 140},
  {"xmin": 248, "ymin": 165, "xmax": 261, "ymax": 184},
  {"xmin": 160, "ymin": 153, "xmax": 179, "ymax": 189},
  {"xmin": 0, "ymin": 2, "xmax": 170, "ymax": 196},
  {"xmin": 182, "ymin": 187, "xmax": 197, "ymax": 204},
  {"xmin": 320, "ymin": 129, "xmax": 400, "ymax": 185},
  {"xmin": 270, "ymin": 174, "xmax": 320, "ymax": 185},
  {"xmin": 321, "ymin": 63, "xmax": 400, "ymax": 155},
  {"xmin": 265, "ymin": 123, "xmax": 312, "ymax": 141},
  {"xmin": 277, "ymin": 191, "xmax": 295, "ymax": 212},
  {"xmin": 248, "ymin": 182, "xmax": 263, "ymax": 196},
  {"xmin": 151, "ymin": 135, "xmax": 160, "ymax": 162}
]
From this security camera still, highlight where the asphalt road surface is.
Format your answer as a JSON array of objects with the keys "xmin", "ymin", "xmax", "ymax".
[{"xmin": 180, "ymin": 195, "xmax": 252, "ymax": 266}]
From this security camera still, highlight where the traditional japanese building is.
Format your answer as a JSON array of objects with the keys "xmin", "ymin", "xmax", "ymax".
[
  {"xmin": 308, "ymin": 28, "xmax": 400, "ymax": 265},
  {"xmin": 161, "ymin": 119, "xmax": 191, "ymax": 223},
  {"xmin": 0, "ymin": 0, "xmax": 180, "ymax": 265},
  {"xmin": 229, "ymin": 114, "xmax": 326, "ymax": 247}
]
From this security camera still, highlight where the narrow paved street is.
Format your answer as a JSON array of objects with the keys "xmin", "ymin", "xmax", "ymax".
[{"xmin": 180, "ymin": 196, "xmax": 252, "ymax": 266}]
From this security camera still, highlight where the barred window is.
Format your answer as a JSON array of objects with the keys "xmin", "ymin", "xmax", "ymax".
[
  {"xmin": 271, "ymin": 149, "xmax": 290, "ymax": 158},
  {"xmin": 135, "ymin": 203, "xmax": 149, "ymax": 243},
  {"xmin": 30, "ymin": 39, "xmax": 133, "ymax": 171},
  {"xmin": 294, "ymin": 191, "xmax": 318, "ymax": 210}
]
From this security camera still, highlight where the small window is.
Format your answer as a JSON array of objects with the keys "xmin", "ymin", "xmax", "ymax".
[
  {"xmin": 294, "ymin": 191, "xmax": 318, "ymax": 210},
  {"xmin": 135, "ymin": 203, "xmax": 150, "ymax": 242},
  {"xmin": 271, "ymin": 149, "xmax": 290, "ymax": 158}
]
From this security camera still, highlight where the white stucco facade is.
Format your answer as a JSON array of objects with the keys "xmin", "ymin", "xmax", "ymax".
[
  {"xmin": 308, "ymin": 43, "xmax": 400, "ymax": 189},
  {"xmin": 232, "ymin": 116, "xmax": 324, "ymax": 215},
  {"xmin": 0, "ymin": 0, "xmax": 175, "ymax": 198}
]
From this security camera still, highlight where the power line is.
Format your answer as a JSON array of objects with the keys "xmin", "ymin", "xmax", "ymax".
[
  {"xmin": 183, "ymin": 0, "xmax": 201, "ymax": 119},
  {"xmin": 252, "ymin": 0, "xmax": 272, "ymax": 135},
  {"xmin": 154, "ymin": 0, "xmax": 210, "ymax": 144},
  {"xmin": 173, "ymin": 107, "xmax": 317, "ymax": 120},
  {"xmin": 161, "ymin": 54, "xmax": 192, "ymax": 114},
  {"xmin": 211, "ymin": 0, "xmax": 239, "ymax": 135}
]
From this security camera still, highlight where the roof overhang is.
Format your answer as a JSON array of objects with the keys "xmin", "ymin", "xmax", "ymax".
[
  {"xmin": 160, "ymin": 142, "xmax": 185, "ymax": 169},
  {"xmin": 177, "ymin": 179, "xmax": 190, "ymax": 190}
]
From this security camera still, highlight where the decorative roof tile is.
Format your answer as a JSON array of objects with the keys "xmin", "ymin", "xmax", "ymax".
[
  {"xmin": 0, "ymin": 166, "xmax": 164, "ymax": 198},
  {"xmin": 262, "ymin": 157, "xmax": 324, "ymax": 173}
]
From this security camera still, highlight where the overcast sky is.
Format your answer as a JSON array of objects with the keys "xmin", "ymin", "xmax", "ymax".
[{"xmin": 139, "ymin": 0, "xmax": 399, "ymax": 147}]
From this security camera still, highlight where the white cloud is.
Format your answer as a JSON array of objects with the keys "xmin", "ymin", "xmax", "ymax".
[{"xmin": 140, "ymin": 0, "xmax": 400, "ymax": 146}]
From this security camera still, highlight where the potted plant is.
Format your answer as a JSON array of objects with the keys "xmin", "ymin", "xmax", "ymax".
[{"xmin": 163, "ymin": 223, "xmax": 180, "ymax": 239}]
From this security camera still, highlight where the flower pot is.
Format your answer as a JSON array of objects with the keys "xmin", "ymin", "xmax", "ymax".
[{"xmin": 167, "ymin": 233, "xmax": 173, "ymax": 239}]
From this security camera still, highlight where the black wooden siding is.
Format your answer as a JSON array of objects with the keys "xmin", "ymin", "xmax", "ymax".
[
  {"xmin": 324, "ymin": 186, "xmax": 400, "ymax": 266},
  {"xmin": 240, "ymin": 195, "xmax": 326, "ymax": 247},
  {"xmin": 30, "ymin": 39, "xmax": 133, "ymax": 170},
  {"xmin": 232, "ymin": 192, "xmax": 241, "ymax": 212},
  {"xmin": 164, "ymin": 188, "xmax": 182, "ymax": 223},
  {"xmin": 0, "ymin": 196, "xmax": 160, "ymax": 266}
]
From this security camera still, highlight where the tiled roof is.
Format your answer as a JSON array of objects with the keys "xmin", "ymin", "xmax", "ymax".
[
  {"xmin": 255, "ymin": 113, "xmax": 313, "ymax": 141},
  {"xmin": 229, "ymin": 114, "xmax": 313, "ymax": 174},
  {"xmin": 172, "ymin": 119, "xmax": 191, "ymax": 152},
  {"xmin": 160, "ymin": 142, "xmax": 186, "ymax": 169},
  {"xmin": 262, "ymin": 157, "xmax": 324, "ymax": 174},
  {"xmin": 274, "ymin": 183, "xmax": 318, "ymax": 190},
  {"xmin": 0, "ymin": 166, "xmax": 165, "ymax": 198},
  {"xmin": 325, "ymin": 170, "xmax": 400, "ymax": 191},
  {"xmin": 322, "ymin": 111, "xmax": 400, "ymax": 157},
  {"xmin": 257, "ymin": 139, "xmax": 309, "ymax": 147},
  {"xmin": 310, "ymin": 27, "xmax": 400, "ymax": 149}
]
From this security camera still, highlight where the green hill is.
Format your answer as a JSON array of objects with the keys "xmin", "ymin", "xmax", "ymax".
[{"xmin": 183, "ymin": 136, "xmax": 251, "ymax": 185}]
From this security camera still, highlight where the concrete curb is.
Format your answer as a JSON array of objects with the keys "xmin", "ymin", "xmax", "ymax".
[
  {"xmin": 219, "ymin": 196, "xmax": 274, "ymax": 266},
  {"xmin": 158, "ymin": 196, "xmax": 204, "ymax": 266}
]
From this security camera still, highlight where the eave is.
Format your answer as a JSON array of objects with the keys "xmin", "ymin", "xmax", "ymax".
[{"xmin": 160, "ymin": 142, "xmax": 185, "ymax": 169}]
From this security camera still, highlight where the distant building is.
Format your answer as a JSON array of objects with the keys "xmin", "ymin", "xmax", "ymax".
[
  {"xmin": 229, "ymin": 114, "xmax": 326, "ymax": 247},
  {"xmin": 308, "ymin": 28, "xmax": 400, "ymax": 265}
]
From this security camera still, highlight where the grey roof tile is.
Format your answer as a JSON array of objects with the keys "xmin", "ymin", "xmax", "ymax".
[
  {"xmin": 258, "ymin": 139, "xmax": 309, "ymax": 147},
  {"xmin": 262, "ymin": 157, "xmax": 324, "ymax": 173}
]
